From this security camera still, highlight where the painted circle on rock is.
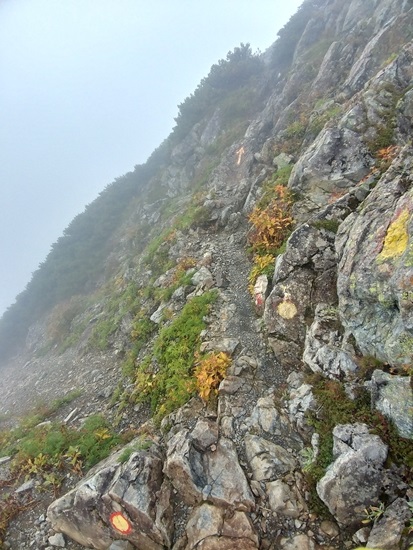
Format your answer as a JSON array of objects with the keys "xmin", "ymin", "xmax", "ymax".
[{"xmin": 109, "ymin": 512, "xmax": 132, "ymax": 534}]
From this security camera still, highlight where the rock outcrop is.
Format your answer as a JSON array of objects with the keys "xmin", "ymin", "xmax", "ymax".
[{"xmin": 47, "ymin": 443, "xmax": 173, "ymax": 550}]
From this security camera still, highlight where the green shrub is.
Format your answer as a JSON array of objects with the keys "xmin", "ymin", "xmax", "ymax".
[{"xmin": 77, "ymin": 415, "xmax": 122, "ymax": 468}]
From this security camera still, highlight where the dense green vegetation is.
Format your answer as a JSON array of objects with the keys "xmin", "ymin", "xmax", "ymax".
[
  {"xmin": 131, "ymin": 290, "xmax": 218, "ymax": 420},
  {"xmin": 271, "ymin": 0, "xmax": 326, "ymax": 71},
  {"xmin": 172, "ymin": 43, "xmax": 264, "ymax": 140},
  {"xmin": 0, "ymin": 393, "xmax": 126, "ymax": 480},
  {"xmin": 0, "ymin": 168, "xmax": 145, "ymax": 362}
]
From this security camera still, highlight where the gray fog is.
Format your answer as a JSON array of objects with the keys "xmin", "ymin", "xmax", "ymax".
[{"xmin": 0, "ymin": 0, "xmax": 303, "ymax": 315}]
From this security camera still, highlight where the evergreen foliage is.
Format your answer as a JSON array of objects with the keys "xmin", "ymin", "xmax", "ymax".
[
  {"xmin": 271, "ymin": 0, "xmax": 324, "ymax": 70},
  {"xmin": 172, "ymin": 43, "xmax": 264, "ymax": 140},
  {"xmin": 0, "ymin": 168, "xmax": 144, "ymax": 362}
]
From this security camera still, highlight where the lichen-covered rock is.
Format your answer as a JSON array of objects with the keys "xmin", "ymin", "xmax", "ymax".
[
  {"xmin": 317, "ymin": 424, "xmax": 388, "ymax": 527},
  {"xmin": 336, "ymin": 146, "xmax": 413, "ymax": 366},
  {"xmin": 371, "ymin": 369, "xmax": 413, "ymax": 439}
]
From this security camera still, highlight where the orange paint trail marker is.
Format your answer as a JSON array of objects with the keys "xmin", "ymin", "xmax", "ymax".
[{"xmin": 109, "ymin": 512, "xmax": 132, "ymax": 535}]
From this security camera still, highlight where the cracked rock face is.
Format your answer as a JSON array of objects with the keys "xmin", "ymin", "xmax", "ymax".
[
  {"xmin": 185, "ymin": 504, "xmax": 259, "ymax": 550},
  {"xmin": 371, "ymin": 369, "xmax": 413, "ymax": 439},
  {"xmin": 336, "ymin": 147, "xmax": 413, "ymax": 366},
  {"xmin": 289, "ymin": 127, "xmax": 372, "ymax": 214},
  {"xmin": 244, "ymin": 435, "xmax": 297, "ymax": 482},
  {"xmin": 164, "ymin": 430, "xmax": 255, "ymax": 512}
]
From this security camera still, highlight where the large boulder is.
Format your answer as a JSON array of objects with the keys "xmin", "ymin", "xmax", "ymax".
[
  {"xmin": 264, "ymin": 222, "xmax": 338, "ymax": 366},
  {"xmin": 317, "ymin": 424, "xmax": 388, "ymax": 527},
  {"xmin": 164, "ymin": 429, "xmax": 255, "ymax": 512},
  {"xmin": 47, "ymin": 443, "xmax": 172, "ymax": 550}
]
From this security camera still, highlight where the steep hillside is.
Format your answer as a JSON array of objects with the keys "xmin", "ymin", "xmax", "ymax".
[{"xmin": 1, "ymin": 0, "xmax": 413, "ymax": 549}]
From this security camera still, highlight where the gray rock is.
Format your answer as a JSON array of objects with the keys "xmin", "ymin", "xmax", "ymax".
[
  {"xmin": 191, "ymin": 419, "xmax": 219, "ymax": 452},
  {"xmin": 244, "ymin": 435, "xmax": 296, "ymax": 482},
  {"xmin": 266, "ymin": 480, "xmax": 307, "ymax": 518},
  {"xmin": 47, "ymin": 444, "xmax": 172, "ymax": 550},
  {"xmin": 246, "ymin": 395, "xmax": 303, "ymax": 452},
  {"xmin": 202, "ymin": 338, "xmax": 239, "ymax": 356},
  {"xmin": 48, "ymin": 533, "xmax": 66, "ymax": 548},
  {"xmin": 264, "ymin": 222, "xmax": 338, "ymax": 366},
  {"xmin": 164, "ymin": 431, "xmax": 254, "ymax": 511},
  {"xmin": 150, "ymin": 303, "xmax": 166, "ymax": 324},
  {"xmin": 303, "ymin": 303, "xmax": 358, "ymax": 379},
  {"xmin": 191, "ymin": 267, "xmax": 214, "ymax": 289},
  {"xmin": 185, "ymin": 503, "xmax": 259, "ymax": 549},
  {"xmin": 15, "ymin": 479, "xmax": 35, "ymax": 494},
  {"xmin": 289, "ymin": 127, "xmax": 372, "ymax": 217},
  {"xmin": 273, "ymin": 153, "xmax": 294, "ymax": 170},
  {"xmin": 366, "ymin": 498, "xmax": 411, "ymax": 549},
  {"xmin": 219, "ymin": 375, "xmax": 244, "ymax": 395},
  {"xmin": 371, "ymin": 369, "xmax": 413, "ymax": 439},
  {"xmin": 352, "ymin": 527, "xmax": 371, "ymax": 545},
  {"xmin": 336, "ymin": 146, "xmax": 413, "ymax": 367},
  {"xmin": 279, "ymin": 534, "xmax": 317, "ymax": 550},
  {"xmin": 172, "ymin": 285, "xmax": 186, "ymax": 301},
  {"xmin": 287, "ymin": 382, "xmax": 316, "ymax": 436},
  {"xmin": 247, "ymin": 396, "xmax": 282, "ymax": 435},
  {"xmin": 317, "ymin": 424, "xmax": 388, "ymax": 526}
]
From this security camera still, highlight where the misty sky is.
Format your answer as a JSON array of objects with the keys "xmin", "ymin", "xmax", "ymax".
[{"xmin": 0, "ymin": 0, "xmax": 303, "ymax": 316}]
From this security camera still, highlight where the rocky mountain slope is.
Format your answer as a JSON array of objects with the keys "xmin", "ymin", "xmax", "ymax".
[{"xmin": 1, "ymin": 0, "xmax": 413, "ymax": 548}]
